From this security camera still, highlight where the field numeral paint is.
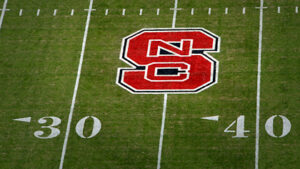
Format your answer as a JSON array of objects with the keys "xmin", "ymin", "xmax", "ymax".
[
  {"xmin": 224, "ymin": 115, "xmax": 250, "ymax": 138},
  {"xmin": 34, "ymin": 116, "xmax": 61, "ymax": 139},
  {"xmin": 33, "ymin": 116, "xmax": 101, "ymax": 139},
  {"xmin": 224, "ymin": 115, "xmax": 291, "ymax": 138},
  {"xmin": 76, "ymin": 116, "xmax": 102, "ymax": 138},
  {"xmin": 265, "ymin": 115, "xmax": 291, "ymax": 138}
]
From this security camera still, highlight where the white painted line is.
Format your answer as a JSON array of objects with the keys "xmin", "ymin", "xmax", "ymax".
[
  {"xmin": 255, "ymin": 6, "xmax": 267, "ymax": 9},
  {"xmin": 71, "ymin": 9, "xmax": 74, "ymax": 16},
  {"xmin": 157, "ymin": 0, "xmax": 178, "ymax": 167},
  {"xmin": 296, "ymin": 6, "xmax": 298, "ymax": 13},
  {"xmin": 14, "ymin": 117, "xmax": 31, "ymax": 123},
  {"xmin": 157, "ymin": 94, "xmax": 168, "ymax": 169},
  {"xmin": 105, "ymin": 9, "xmax": 108, "ymax": 15},
  {"xmin": 53, "ymin": 9, "xmax": 57, "ymax": 16},
  {"xmin": 19, "ymin": 9, "xmax": 23, "ymax": 16},
  {"xmin": 171, "ymin": 0, "xmax": 178, "ymax": 28},
  {"xmin": 84, "ymin": 8, "xmax": 95, "ymax": 11},
  {"xmin": 208, "ymin": 8, "xmax": 211, "ymax": 15},
  {"xmin": 157, "ymin": 8, "xmax": 160, "ymax": 15},
  {"xmin": 122, "ymin": 8, "xmax": 126, "ymax": 16},
  {"xmin": 225, "ymin": 7, "xmax": 228, "ymax": 14},
  {"xmin": 191, "ymin": 8, "xmax": 194, "ymax": 15},
  {"xmin": 37, "ymin": 9, "xmax": 40, "ymax": 16},
  {"xmin": 277, "ymin": 6, "xmax": 280, "ymax": 13},
  {"xmin": 0, "ymin": 0, "xmax": 8, "ymax": 30},
  {"xmin": 59, "ymin": 0, "xmax": 94, "ymax": 168},
  {"xmin": 0, "ymin": 8, "xmax": 9, "ymax": 11},
  {"xmin": 243, "ymin": 7, "xmax": 246, "ymax": 14},
  {"xmin": 139, "ymin": 8, "xmax": 143, "ymax": 15},
  {"xmin": 201, "ymin": 115, "xmax": 219, "ymax": 121},
  {"xmin": 255, "ymin": 0, "xmax": 264, "ymax": 169}
]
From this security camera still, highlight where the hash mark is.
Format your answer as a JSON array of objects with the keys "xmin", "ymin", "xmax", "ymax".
[
  {"xmin": 19, "ymin": 9, "xmax": 23, "ymax": 16},
  {"xmin": 139, "ymin": 9, "xmax": 143, "ymax": 15},
  {"xmin": 36, "ymin": 9, "xmax": 40, "ymax": 16}
]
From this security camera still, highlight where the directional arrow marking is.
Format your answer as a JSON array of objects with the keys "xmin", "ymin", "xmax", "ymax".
[
  {"xmin": 13, "ymin": 117, "xmax": 31, "ymax": 123},
  {"xmin": 201, "ymin": 115, "xmax": 219, "ymax": 121}
]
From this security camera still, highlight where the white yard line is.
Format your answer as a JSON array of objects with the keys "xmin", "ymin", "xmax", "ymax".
[
  {"xmin": 59, "ymin": 0, "xmax": 94, "ymax": 168},
  {"xmin": 171, "ymin": 0, "xmax": 178, "ymax": 28},
  {"xmin": 0, "ymin": 0, "xmax": 8, "ymax": 30},
  {"xmin": 157, "ymin": 94, "xmax": 168, "ymax": 169},
  {"xmin": 255, "ymin": 0, "xmax": 264, "ymax": 169},
  {"xmin": 156, "ymin": 1, "xmax": 178, "ymax": 168}
]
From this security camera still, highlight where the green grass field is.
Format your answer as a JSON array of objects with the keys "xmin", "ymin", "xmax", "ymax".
[{"xmin": 0, "ymin": 0, "xmax": 299, "ymax": 168}]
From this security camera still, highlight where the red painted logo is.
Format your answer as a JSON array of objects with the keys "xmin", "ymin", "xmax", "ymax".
[{"xmin": 117, "ymin": 28, "xmax": 220, "ymax": 94}]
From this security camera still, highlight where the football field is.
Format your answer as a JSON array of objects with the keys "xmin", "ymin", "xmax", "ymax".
[{"xmin": 0, "ymin": 0, "xmax": 299, "ymax": 168}]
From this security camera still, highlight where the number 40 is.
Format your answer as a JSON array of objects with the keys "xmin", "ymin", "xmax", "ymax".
[{"xmin": 224, "ymin": 115, "xmax": 291, "ymax": 138}]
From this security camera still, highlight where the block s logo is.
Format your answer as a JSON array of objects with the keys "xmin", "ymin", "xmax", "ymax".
[{"xmin": 116, "ymin": 28, "xmax": 220, "ymax": 94}]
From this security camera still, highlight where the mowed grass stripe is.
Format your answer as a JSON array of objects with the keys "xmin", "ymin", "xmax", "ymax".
[{"xmin": 0, "ymin": 0, "xmax": 89, "ymax": 168}]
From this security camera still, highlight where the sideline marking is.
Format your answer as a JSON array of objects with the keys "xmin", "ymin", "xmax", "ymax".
[
  {"xmin": 156, "ymin": 2, "xmax": 177, "ymax": 168},
  {"xmin": 225, "ymin": 7, "xmax": 228, "ymax": 14},
  {"xmin": 243, "ymin": 7, "xmax": 246, "ymax": 14},
  {"xmin": 19, "ymin": 9, "xmax": 22, "ymax": 16},
  {"xmin": 71, "ymin": 9, "xmax": 74, "ymax": 16},
  {"xmin": 37, "ymin": 9, "xmax": 40, "ymax": 16},
  {"xmin": 53, "ymin": 9, "xmax": 57, "ymax": 16},
  {"xmin": 59, "ymin": 0, "xmax": 94, "ymax": 168},
  {"xmin": 0, "ymin": 0, "xmax": 8, "ymax": 30},
  {"xmin": 105, "ymin": 9, "xmax": 108, "ymax": 15},
  {"xmin": 139, "ymin": 9, "xmax": 143, "ymax": 15},
  {"xmin": 255, "ymin": 0, "xmax": 264, "ymax": 169},
  {"xmin": 122, "ymin": 8, "xmax": 126, "ymax": 16},
  {"xmin": 157, "ymin": 8, "xmax": 160, "ymax": 15},
  {"xmin": 208, "ymin": 8, "xmax": 211, "ymax": 15}
]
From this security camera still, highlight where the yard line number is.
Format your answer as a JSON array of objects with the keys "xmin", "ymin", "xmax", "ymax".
[
  {"xmin": 33, "ymin": 116, "xmax": 101, "ymax": 139},
  {"xmin": 224, "ymin": 115, "xmax": 291, "ymax": 138}
]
